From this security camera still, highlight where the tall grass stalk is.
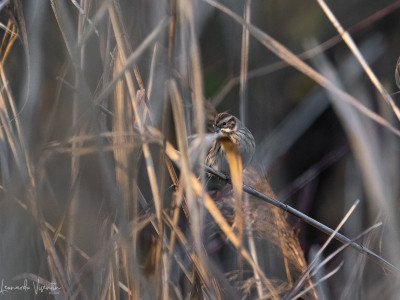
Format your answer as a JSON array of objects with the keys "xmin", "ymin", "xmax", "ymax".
[{"xmin": 1, "ymin": 0, "xmax": 400, "ymax": 299}]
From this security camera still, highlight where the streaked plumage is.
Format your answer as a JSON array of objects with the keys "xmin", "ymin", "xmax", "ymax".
[{"xmin": 206, "ymin": 113, "xmax": 255, "ymax": 174}]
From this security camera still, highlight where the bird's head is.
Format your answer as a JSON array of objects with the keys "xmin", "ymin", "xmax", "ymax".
[{"xmin": 213, "ymin": 112, "xmax": 237, "ymax": 135}]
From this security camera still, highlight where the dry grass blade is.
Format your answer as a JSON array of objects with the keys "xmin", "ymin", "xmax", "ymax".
[
  {"xmin": 108, "ymin": 4, "xmax": 168, "ymax": 297},
  {"xmin": 219, "ymin": 137, "xmax": 244, "ymax": 252},
  {"xmin": 147, "ymin": 43, "xmax": 159, "ymax": 100},
  {"xmin": 112, "ymin": 49, "xmax": 134, "ymax": 216},
  {"xmin": 0, "ymin": 21, "xmax": 21, "ymax": 161},
  {"xmin": 203, "ymin": 0, "xmax": 400, "ymax": 138},
  {"xmin": 168, "ymin": 79, "xmax": 196, "ymax": 227},
  {"xmin": 49, "ymin": 143, "xmax": 140, "ymax": 156},
  {"xmin": 0, "ymin": 19, "xmax": 34, "ymax": 186},
  {"xmin": 65, "ymin": 0, "xmax": 84, "ymax": 281},
  {"xmin": 180, "ymin": 0, "xmax": 207, "ymax": 179},
  {"xmin": 316, "ymin": 200, "xmax": 359, "ymax": 259},
  {"xmin": 40, "ymin": 229, "xmax": 71, "ymax": 297},
  {"xmin": 308, "ymin": 221, "xmax": 379, "ymax": 299},
  {"xmin": 395, "ymin": 56, "xmax": 400, "ymax": 90},
  {"xmin": 285, "ymin": 200, "xmax": 359, "ymax": 299},
  {"xmin": 316, "ymin": 0, "xmax": 400, "ymax": 122},
  {"xmin": 244, "ymin": 192, "xmax": 264, "ymax": 299},
  {"xmin": 49, "ymin": 0, "xmax": 94, "ymax": 134},
  {"xmin": 108, "ymin": 3, "xmax": 162, "ymax": 230},
  {"xmin": 77, "ymin": 0, "xmax": 113, "ymax": 47},
  {"xmin": 4, "ymin": 0, "xmax": 33, "ymax": 130},
  {"xmin": 70, "ymin": 0, "xmax": 99, "ymax": 36},
  {"xmin": 50, "ymin": 0, "xmax": 76, "ymax": 57},
  {"xmin": 94, "ymin": 18, "xmax": 168, "ymax": 107},
  {"xmin": 168, "ymin": 79, "xmax": 207, "ymax": 297},
  {"xmin": 174, "ymin": 2, "xmax": 211, "ymax": 295},
  {"xmin": 239, "ymin": 0, "xmax": 251, "ymax": 124},
  {"xmin": 312, "ymin": 222, "xmax": 382, "ymax": 278},
  {"xmin": 292, "ymin": 262, "xmax": 344, "ymax": 300}
]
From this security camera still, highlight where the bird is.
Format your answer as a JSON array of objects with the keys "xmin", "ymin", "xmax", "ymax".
[{"xmin": 206, "ymin": 112, "xmax": 255, "ymax": 175}]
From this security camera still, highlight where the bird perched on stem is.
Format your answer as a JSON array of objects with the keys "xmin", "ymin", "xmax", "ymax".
[{"xmin": 206, "ymin": 112, "xmax": 255, "ymax": 175}]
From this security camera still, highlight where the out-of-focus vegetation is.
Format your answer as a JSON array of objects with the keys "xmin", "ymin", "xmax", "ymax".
[{"xmin": 0, "ymin": 0, "xmax": 400, "ymax": 299}]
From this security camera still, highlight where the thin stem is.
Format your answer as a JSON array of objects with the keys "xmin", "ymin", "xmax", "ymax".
[{"xmin": 204, "ymin": 165, "xmax": 400, "ymax": 275}]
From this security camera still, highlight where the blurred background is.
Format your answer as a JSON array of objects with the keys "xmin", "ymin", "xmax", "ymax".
[{"xmin": 1, "ymin": 0, "xmax": 400, "ymax": 299}]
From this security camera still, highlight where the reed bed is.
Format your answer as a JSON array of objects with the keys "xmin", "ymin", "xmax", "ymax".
[{"xmin": 0, "ymin": 0, "xmax": 400, "ymax": 299}]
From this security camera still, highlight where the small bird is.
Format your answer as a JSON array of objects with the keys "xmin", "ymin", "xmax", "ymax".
[{"xmin": 206, "ymin": 112, "xmax": 255, "ymax": 174}]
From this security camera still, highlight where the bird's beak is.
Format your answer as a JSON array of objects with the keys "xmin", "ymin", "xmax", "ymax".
[{"xmin": 213, "ymin": 124, "xmax": 220, "ymax": 133}]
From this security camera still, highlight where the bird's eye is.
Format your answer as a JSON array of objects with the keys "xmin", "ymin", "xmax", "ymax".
[{"xmin": 222, "ymin": 122, "xmax": 226, "ymax": 126}]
